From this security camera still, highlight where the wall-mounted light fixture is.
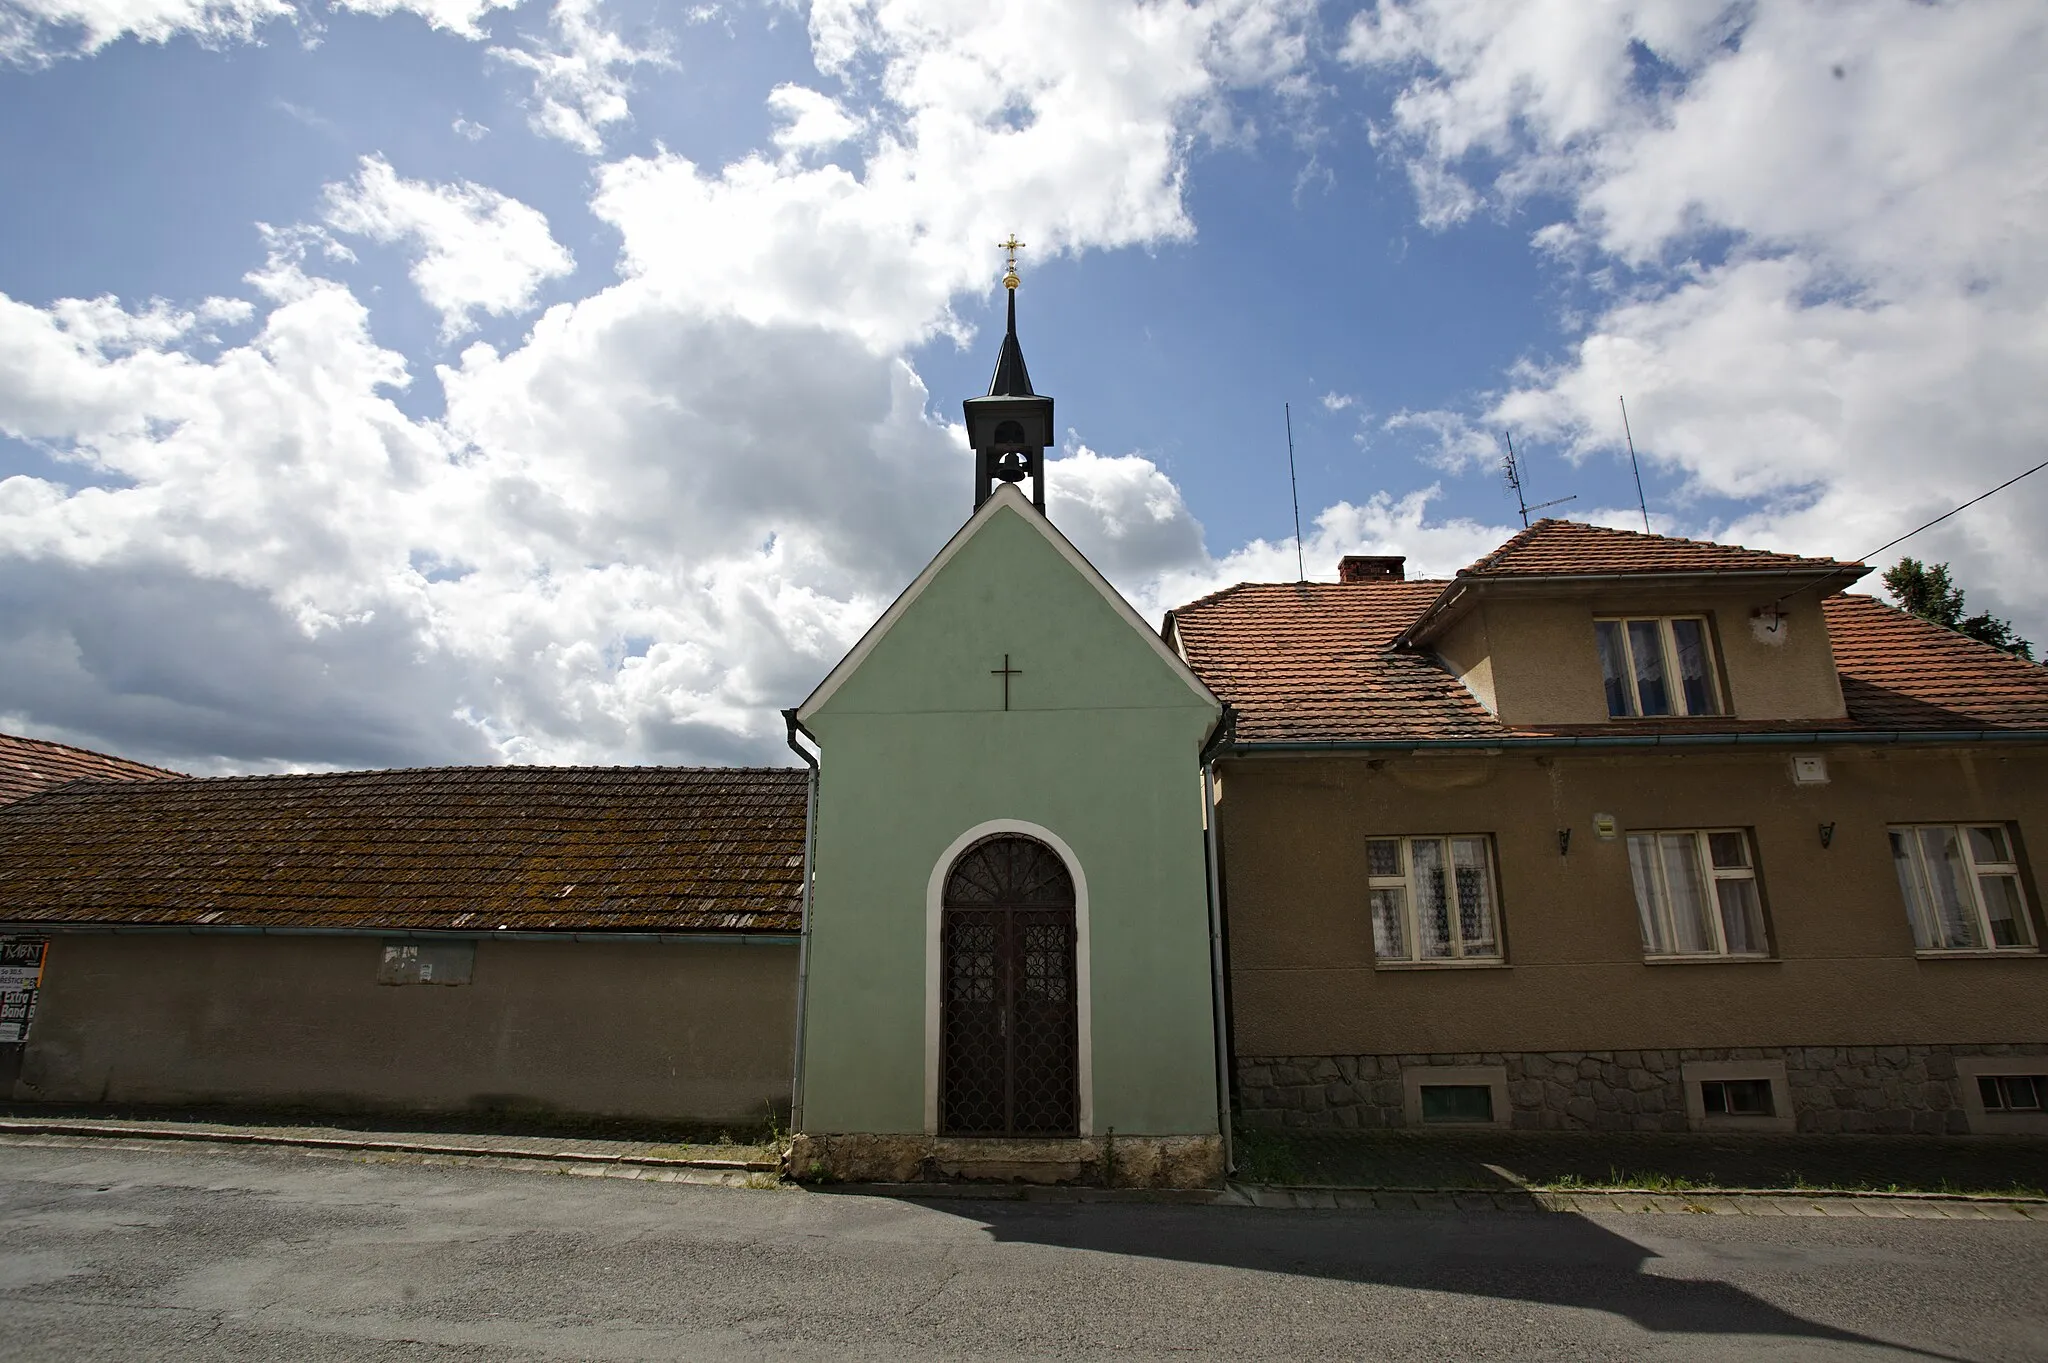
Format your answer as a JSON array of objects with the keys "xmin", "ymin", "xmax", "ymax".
[
  {"xmin": 1558, "ymin": 828, "xmax": 1572, "ymax": 856},
  {"xmin": 1819, "ymin": 822, "xmax": 1836, "ymax": 849}
]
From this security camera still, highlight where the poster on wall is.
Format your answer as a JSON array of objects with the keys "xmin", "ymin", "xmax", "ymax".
[{"xmin": 0, "ymin": 939, "xmax": 48, "ymax": 1045}]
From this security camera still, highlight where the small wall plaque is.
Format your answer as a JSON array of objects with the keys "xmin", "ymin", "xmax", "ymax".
[
  {"xmin": 378, "ymin": 941, "xmax": 476, "ymax": 986},
  {"xmin": 1791, "ymin": 755, "xmax": 1829, "ymax": 785},
  {"xmin": 1592, "ymin": 814, "xmax": 1618, "ymax": 840}
]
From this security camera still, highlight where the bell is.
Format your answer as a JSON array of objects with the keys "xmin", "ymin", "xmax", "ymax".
[{"xmin": 993, "ymin": 450, "xmax": 1029, "ymax": 483}]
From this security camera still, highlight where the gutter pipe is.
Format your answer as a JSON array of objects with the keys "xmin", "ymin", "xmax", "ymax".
[
  {"xmin": 1198, "ymin": 705, "xmax": 1236, "ymax": 1174},
  {"xmin": 783, "ymin": 707, "xmax": 821, "ymax": 1135},
  {"xmin": 1226, "ymin": 728, "xmax": 2048, "ymax": 755}
]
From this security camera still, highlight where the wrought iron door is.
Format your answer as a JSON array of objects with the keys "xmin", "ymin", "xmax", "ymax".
[{"xmin": 940, "ymin": 835, "xmax": 1078, "ymax": 1136}]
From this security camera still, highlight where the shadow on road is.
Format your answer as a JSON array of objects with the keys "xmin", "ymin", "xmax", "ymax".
[{"xmin": 908, "ymin": 1197, "xmax": 1960, "ymax": 1359}]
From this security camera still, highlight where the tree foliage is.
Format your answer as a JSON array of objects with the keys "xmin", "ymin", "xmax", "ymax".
[{"xmin": 1881, "ymin": 557, "xmax": 2035, "ymax": 661}]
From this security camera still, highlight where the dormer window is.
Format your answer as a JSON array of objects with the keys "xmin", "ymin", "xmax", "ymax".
[{"xmin": 1596, "ymin": 616, "xmax": 1721, "ymax": 717}]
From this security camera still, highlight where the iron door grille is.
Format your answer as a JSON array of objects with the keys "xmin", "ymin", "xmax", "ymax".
[{"xmin": 940, "ymin": 835, "xmax": 1078, "ymax": 1137}]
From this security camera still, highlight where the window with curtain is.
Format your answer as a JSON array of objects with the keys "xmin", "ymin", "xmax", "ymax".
[
  {"xmin": 1626, "ymin": 829, "xmax": 1768, "ymax": 958},
  {"xmin": 1890, "ymin": 824, "xmax": 2035, "ymax": 952},
  {"xmin": 1595, "ymin": 616, "xmax": 1721, "ymax": 717},
  {"xmin": 1366, "ymin": 835, "xmax": 1503, "ymax": 964}
]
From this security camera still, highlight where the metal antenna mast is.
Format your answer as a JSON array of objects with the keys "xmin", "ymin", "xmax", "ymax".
[
  {"xmin": 1501, "ymin": 431, "xmax": 1575, "ymax": 528},
  {"xmin": 1285, "ymin": 403, "xmax": 1305, "ymax": 582},
  {"xmin": 1619, "ymin": 395, "xmax": 1651, "ymax": 533}
]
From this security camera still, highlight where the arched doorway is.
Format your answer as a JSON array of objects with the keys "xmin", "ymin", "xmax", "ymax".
[{"xmin": 940, "ymin": 833, "xmax": 1079, "ymax": 1136}]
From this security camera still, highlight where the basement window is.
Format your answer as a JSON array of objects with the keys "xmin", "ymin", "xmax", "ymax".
[
  {"xmin": 1596, "ymin": 616, "xmax": 1721, "ymax": 717},
  {"xmin": 1978, "ymin": 1075, "xmax": 2045, "ymax": 1113},
  {"xmin": 1700, "ymin": 1078, "xmax": 1775, "ymax": 1118},
  {"xmin": 377, "ymin": 941, "xmax": 475, "ymax": 985},
  {"xmin": 1418, "ymin": 1085, "xmax": 1495, "ymax": 1124},
  {"xmin": 1682, "ymin": 1061, "xmax": 1794, "ymax": 1132}
]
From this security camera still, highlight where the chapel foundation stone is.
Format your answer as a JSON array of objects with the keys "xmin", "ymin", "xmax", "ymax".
[{"xmin": 788, "ymin": 1133, "xmax": 1225, "ymax": 1187}]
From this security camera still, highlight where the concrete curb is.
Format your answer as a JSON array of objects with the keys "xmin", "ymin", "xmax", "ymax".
[{"xmin": 0, "ymin": 1119, "xmax": 780, "ymax": 1172}]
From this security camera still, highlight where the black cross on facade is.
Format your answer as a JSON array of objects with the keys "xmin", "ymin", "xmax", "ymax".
[{"xmin": 991, "ymin": 653, "xmax": 1022, "ymax": 711}]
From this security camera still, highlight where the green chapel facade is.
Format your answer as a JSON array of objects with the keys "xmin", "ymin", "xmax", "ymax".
[{"xmin": 786, "ymin": 285, "xmax": 1228, "ymax": 1184}]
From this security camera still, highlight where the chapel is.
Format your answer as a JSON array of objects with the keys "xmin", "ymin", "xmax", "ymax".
[{"xmin": 784, "ymin": 249, "xmax": 1228, "ymax": 1181}]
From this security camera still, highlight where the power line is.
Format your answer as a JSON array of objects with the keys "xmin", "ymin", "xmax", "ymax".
[
  {"xmin": 1619, "ymin": 395, "xmax": 1650, "ymax": 533},
  {"xmin": 1855, "ymin": 453, "xmax": 2048, "ymax": 564},
  {"xmin": 1765, "ymin": 449, "xmax": 2048, "ymax": 615},
  {"xmin": 1284, "ymin": 403, "xmax": 1304, "ymax": 582}
]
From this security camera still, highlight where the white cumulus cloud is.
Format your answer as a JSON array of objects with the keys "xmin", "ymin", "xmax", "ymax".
[
  {"xmin": 322, "ymin": 154, "xmax": 575, "ymax": 338},
  {"xmin": 767, "ymin": 83, "xmax": 863, "ymax": 154},
  {"xmin": 489, "ymin": 0, "xmax": 669, "ymax": 155},
  {"xmin": 0, "ymin": 0, "xmax": 1324, "ymax": 770},
  {"xmin": 0, "ymin": 0, "xmax": 519, "ymax": 63},
  {"xmin": 1347, "ymin": 0, "xmax": 2048, "ymax": 635}
]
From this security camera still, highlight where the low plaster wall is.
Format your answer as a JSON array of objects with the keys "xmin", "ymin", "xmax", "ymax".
[
  {"xmin": 9, "ymin": 933, "xmax": 797, "ymax": 1128},
  {"xmin": 1239, "ymin": 1042, "xmax": 2048, "ymax": 1136}
]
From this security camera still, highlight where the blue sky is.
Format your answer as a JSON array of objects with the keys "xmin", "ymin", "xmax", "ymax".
[{"xmin": 1, "ymin": 0, "xmax": 2044, "ymax": 770}]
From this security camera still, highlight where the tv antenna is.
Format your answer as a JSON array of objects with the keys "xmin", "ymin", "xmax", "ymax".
[
  {"xmin": 1284, "ymin": 402, "xmax": 1305, "ymax": 581},
  {"xmin": 1619, "ymin": 395, "xmax": 1651, "ymax": 533},
  {"xmin": 1501, "ymin": 431, "xmax": 1575, "ymax": 528}
]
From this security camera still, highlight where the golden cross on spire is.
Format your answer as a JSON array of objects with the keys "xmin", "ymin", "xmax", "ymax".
[{"xmin": 998, "ymin": 234, "xmax": 1025, "ymax": 290}]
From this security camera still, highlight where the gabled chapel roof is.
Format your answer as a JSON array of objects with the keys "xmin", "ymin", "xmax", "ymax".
[
  {"xmin": 0, "ymin": 731, "xmax": 184, "ymax": 806},
  {"xmin": 0, "ymin": 765, "xmax": 807, "ymax": 934}
]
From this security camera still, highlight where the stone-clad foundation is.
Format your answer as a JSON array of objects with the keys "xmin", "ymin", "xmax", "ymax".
[
  {"xmin": 1238, "ymin": 1044, "xmax": 2048, "ymax": 1135},
  {"xmin": 788, "ymin": 1133, "xmax": 1225, "ymax": 1186}
]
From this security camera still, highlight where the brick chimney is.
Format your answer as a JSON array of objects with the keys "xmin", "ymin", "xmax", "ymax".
[{"xmin": 1338, "ymin": 555, "xmax": 1405, "ymax": 583}]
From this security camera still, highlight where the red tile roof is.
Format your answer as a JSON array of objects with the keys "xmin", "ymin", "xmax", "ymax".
[
  {"xmin": 0, "ymin": 766, "xmax": 807, "ymax": 933},
  {"xmin": 1463, "ymin": 518, "xmax": 1860, "ymax": 578},
  {"xmin": 1169, "ymin": 580, "xmax": 1500, "ymax": 743},
  {"xmin": 1823, "ymin": 593, "xmax": 2048, "ymax": 731},
  {"xmin": 0, "ymin": 732, "xmax": 183, "ymax": 805},
  {"xmin": 1168, "ymin": 581, "xmax": 2048, "ymax": 746}
]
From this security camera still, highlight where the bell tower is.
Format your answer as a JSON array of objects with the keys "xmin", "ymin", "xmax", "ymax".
[{"xmin": 963, "ymin": 236, "xmax": 1055, "ymax": 514}]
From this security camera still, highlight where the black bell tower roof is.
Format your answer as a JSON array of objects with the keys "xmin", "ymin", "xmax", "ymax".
[
  {"xmin": 986, "ymin": 289, "xmax": 1035, "ymax": 397},
  {"xmin": 963, "ymin": 235, "xmax": 1054, "ymax": 515}
]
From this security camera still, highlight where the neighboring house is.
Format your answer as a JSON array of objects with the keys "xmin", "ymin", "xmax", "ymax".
[
  {"xmin": 1167, "ymin": 520, "xmax": 2048, "ymax": 1138},
  {"xmin": 0, "ymin": 731, "xmax": 183, "ymax": 804},
  {"xmin": 0, "ymin": 767, "xmax": 805, "ymax": 1125}
]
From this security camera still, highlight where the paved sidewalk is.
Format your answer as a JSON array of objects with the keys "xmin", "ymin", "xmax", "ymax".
[
  {"xmin": 1229, "ymin": 1184, "xmax": 2048, "ymax": 1218},
  {"xmin": 0, "ymin": 1112, "xmax": 777, "ymax": 1171},
  {"xmin": 6, "ymin": 1112, "xmax": 2047, "ymax": 1220},
  {"xmin": 1234, "ymin": 1126, "xmax": 2048, "ymax": 1197}
]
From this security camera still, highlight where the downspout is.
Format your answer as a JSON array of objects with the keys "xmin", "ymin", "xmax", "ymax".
[
  {"xmin": 1199, "ymin": 704, "xmax": 1237, "ymax": 1174},
  {"xmin": 782, "ymin": 709, "xmax": 820, "ymax": 1134}
]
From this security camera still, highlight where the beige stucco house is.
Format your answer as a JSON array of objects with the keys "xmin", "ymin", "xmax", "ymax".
[{"xmin": 1168, "ymin": 519, "xmax": 2048, "ymax": 1138}]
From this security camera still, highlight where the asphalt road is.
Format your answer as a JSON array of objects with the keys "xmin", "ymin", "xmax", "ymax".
[{"xmin": 1, "ymin": 1139, "xmax": 2044, "ymax": 1361}]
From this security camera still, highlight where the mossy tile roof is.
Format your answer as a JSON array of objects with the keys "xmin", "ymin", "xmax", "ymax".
[{"xmin": 0, "ymin": 765, "xmax": 807, "ymax": 933}]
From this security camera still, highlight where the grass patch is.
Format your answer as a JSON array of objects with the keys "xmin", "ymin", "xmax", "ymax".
[
  {"xmin": 1541, "ymin": 1169, "xmax": 1706, "ymax": 1193},
  {"xmin": 1532, "ymin": 1167, "xmax": 2045, "ymax": 1199}
]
